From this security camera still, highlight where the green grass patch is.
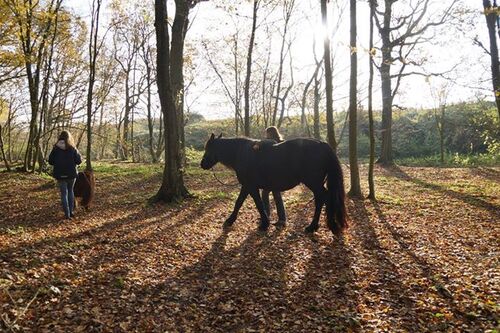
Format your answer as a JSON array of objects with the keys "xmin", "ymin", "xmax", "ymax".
[
  {"xmin": 185, "ymin": 147, "xmax": 204, "ymax": 166},
  {"xmin": 191, "ymin": 189, "xmax": 237, "ymax": 201},
  {"xmin": 375, "ymin": 193, "xmax": 405, "ymax": 206},
  {"xmin": 397, "ymin": 153, "xmax": 500, "ymax": 167},
  {"xmin": 93, "ymin": 161, "xmax": 162, "ymax": 178},
  {"xmin": 3, "ymin": 226, "xmax": 26, "ymax": 235}
]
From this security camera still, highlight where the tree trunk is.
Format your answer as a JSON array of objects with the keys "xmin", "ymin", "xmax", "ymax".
[
  {"xmin": 277, "ymin": 52, "xmax": 294, "ymax": 128},
  {"xmin": 300, "ymin": 60, "xmax": 321, "ymax": 136},
  {"xmin": 171, "ymin": 0, "xmax": 190, "ymax": 164},
  {"xmin": 122, "ymin": 77, "xmax": 131, "ymax": 160},
  {"xmin": 12, "ymin": 0, "xmax": 63, "ymax": 172},
  {"xmin": 484, "ymin": 0, "xmax": 500, "ymax": 119},
  {"xmin": 244, "ymin": 0, "xmax": 259, "ymax": 136},
  {"xmin": 33, "ymin": 98, "xmax": 44, "ymax": 173},
  {"xmin": 86, "ymin": 0, "xmax": 102, "ymax": 171},
  {"xmin": 146, "ymin": 67, "xmax": 157, "ymax": 163},
  {"xmin": 439, "ymin": 127, "xmax": 444, "ymax": 164},
  {"xmin": 154, "ymin": 0, "xmax": 189, "ymax": 202},
  {"xmin": 272, "ymin": 1, "xmax": 293, "ymax": 126},
  {"xmin": 0, "ymin": 125, "xmax": 11, "ymax": 171},
  {"xmin": 35, "ymin": 10, "xmax": 60, "ymax": 173},
  {"xmin": 115, "ymin": 121, "xmax": 122, "ymax": 159},
  {"xmin": 313, "ymin": 72, "xmax": 321, "ymax": 140},
  {"xmin": 367, "ymin": 0, "xmax": 376, "ymax": 200},
  {"xmin": 262, "ymin": 41, "xmax": 271, "ymax": 130},
  {"xmin": 378, "ymin": 54, "xmax": 393, "ymax": 165},
  {"xmin": 6, "ymin": 103, "xmax": 13, "ymax": 163},
  {"xmin": 321, "ymin": 0, "xmax": 337, "ymax": 150},
  {"xmin": 232, "ymin": 36, "xmax": 242, "ymax": 135},
  {"xmin": 155, "ymin": 112, "xmax": 164, "ymax": 162},
  {"xmin": 23, "ymin": 66, "xmax": 38, "ymax": 172},
  {"xmin": 377, "ymin": 2, "xmax": 394, "ymax": 165},
  {"xmin": 97, "ymin": 102, "xmax": 105, "ymax": 159},
  {"xmin": 131, "ymin": 101, "xmax": 136, "ymax": 162},
  {"xmin": 348, "ymin": 0, "xmax": 361, "ymax": 197},
  {"xmin": 438, "ymin": 104, "xmax": 445, "ymax": 164}
]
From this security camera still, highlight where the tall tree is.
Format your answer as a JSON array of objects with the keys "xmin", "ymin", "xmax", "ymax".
[
  {"xmin": 5, "ymin": 0, "xmax": 63, "ymax": 171},
  {"xmin": 203, "ymin": 35, "xmax": 244, "ymax": 135},
  {"xmin": 374, "ymin": 0, "xmax": 455, "ymax": 165},
  {"xmin": 367, "ymin": 0, "xmax": 376, "ymax": 200},
  {"xmin": 243, "ymin": 0, "xmax": 259, "ymax": 136},
  {"xmin": 170, "ymin": 0, "xmax": 201, "ymax": 164},
  {"xmin": 276, "ymin": 45, "xmax": 294, "ymax": 128},
  {"xmin": 429, "ymin": 81, "xmax": 449, "ymax": 164},
  {"xmin": 321, "ymin": 0, "xmax": 337, "ymax": 150},
  {"xmin": 348, "ymin": 0, "xmax": 361, "ymax": 197},
  {"xmin": 112, "ymin": 3, "xmax": 144, "ymax": 160},
  {"xmin": 300, "ymin": 58, "xmax": 323, "ymax": 136},
  {"xmin": 155, "ymin": 0, "xmax": 183, "ymax": 200},
  {"xmin": 34, "ymin": 7, "xmax": 62, "ymax": 172},
  {"xmin": 313, "ymin": 68, "xmax": 322, "ymax": 140},
  {"xmin": 483, "ymin": 0, "xmax": 500, "ymax": 119},
  {"xmin": 312, "ymin": 37, "xmax": 323, "ymax": 140},
  {"xmin": 0, "ymin": 3, "xmax": 23, "ymax": 87},
  {"xmin": 86, "ymin": 0, "xmax": 103, "ymax": 171},
  {"xmin": 0, "ymin": 124, "xmax": 9, "ymax": 171},
  {"xmin": 139, "ymin": 20, "xmax": 159, "ymax": 163},
  {"xmin": 272, "ymin": 0, "xmax": 295, "ymax": 127},
  {"xmin": 0, "ymin": 98, "xmax": 10, "ymax": 170}
]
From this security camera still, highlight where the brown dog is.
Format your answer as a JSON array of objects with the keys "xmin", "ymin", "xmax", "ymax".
[{"xmin": 73, "ymin": 170, "xmax": 95, "ymax": 210}]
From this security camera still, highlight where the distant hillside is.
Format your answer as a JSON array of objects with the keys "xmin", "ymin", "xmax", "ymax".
[{"xmin": 128, "ymin": 100, "xmax": 499, "ymax": 162}]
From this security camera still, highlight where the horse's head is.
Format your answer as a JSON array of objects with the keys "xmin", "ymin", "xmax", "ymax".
[{"xmin": 200, "ymin": 133, "xmax": 222, "ymax": 170}]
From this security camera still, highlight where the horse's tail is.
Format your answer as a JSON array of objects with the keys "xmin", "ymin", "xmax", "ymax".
[
  {"xmin": 77, "ymin": 170, "xmax": 95, "ymax": 209},
  {"xmin": 84, "ymin": 170, "xmax": 96, "ymax": 209},
  {"xmin": 325, "ymin": 146, "xmax": 347, "ymax": 234}
]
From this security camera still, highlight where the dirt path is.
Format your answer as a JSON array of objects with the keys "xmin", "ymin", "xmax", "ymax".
[{"xmin": 0, "ymin": 165, "xmax": 498, "ymax": 332}]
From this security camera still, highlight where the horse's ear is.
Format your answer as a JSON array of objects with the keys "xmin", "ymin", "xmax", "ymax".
[
  {"xmin": 209, "ymin": 133, "xmax": 215, "ymax": 141},
  {"xmin": 217, "ymin": 133, "xmax": 223, "ymax": 139}
]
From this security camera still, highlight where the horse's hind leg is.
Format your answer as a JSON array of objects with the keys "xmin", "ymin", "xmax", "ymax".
[
  {"xmin": 249, "ymin": 189, "xmax": 270, "ymax": 231},
  {"xmin": 305, "ymin": 187, "xmax": 326, "ymax": 233}
]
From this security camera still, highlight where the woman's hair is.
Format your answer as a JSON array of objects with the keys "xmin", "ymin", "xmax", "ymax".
[
  {"xmin": 58, "ymin": 130, "xmax": 75, "ymax": 149},
  {"xmin": 265, "ymin": 126, "xmax": 283, "ymax": 142}
]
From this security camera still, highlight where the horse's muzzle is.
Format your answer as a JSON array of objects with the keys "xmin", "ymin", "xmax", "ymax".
[{"xmin": 200, "ymin": 158, "xmax": 211, "ymax": 170}]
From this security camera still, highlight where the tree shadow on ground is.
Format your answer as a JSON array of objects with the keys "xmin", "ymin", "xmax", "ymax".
[
  {"xmin": 383, "ymin": 165, "xmax": 499, "ymax": 213},
  {"xmin": 0, "ymin": 195, "xmax": 223, "ymax": 270},
  {"xmin": 33, "ymin": 180, "xmax": 56, "ymax": 191},
  {"xmin": 371, "ymin": 201, "xmax": 497, "ymax": 328},
  {"xmin": 122, "ymin": 202, "xmax": 359, "ymax": 332},
  {"xmin": 349, "ymin": 198, "xmax": 420, "ymax": 331},
  {"xmin": 469, "ymin": 166, "xmax": 500, "ymax": 183}
]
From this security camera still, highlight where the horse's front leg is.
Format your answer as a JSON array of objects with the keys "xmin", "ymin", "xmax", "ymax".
[
  {"xmin": 224, "ymin": 187, "xmax": 248, "ymax": 227},
  {"xmin": 249, "ymin": 189, "xmax": 270, "ymax": 231}
]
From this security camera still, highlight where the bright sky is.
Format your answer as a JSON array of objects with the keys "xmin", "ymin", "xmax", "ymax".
[{"xmin": 65, "ymin": 0, "xmax": 492, "ymax": 120}]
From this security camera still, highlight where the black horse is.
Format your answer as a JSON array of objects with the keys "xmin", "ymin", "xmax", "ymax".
[{"xmin": 200, "ymin": 134, "xmax": 347, "ymax": 234}]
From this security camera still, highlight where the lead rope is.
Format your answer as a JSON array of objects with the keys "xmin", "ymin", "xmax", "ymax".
[{"xmin": 212, "ymin": 170, "xmax": 240, "ymax": 187}]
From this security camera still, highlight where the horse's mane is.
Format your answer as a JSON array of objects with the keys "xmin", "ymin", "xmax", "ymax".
[
  {"xmin": 215, "ymin": 137, "xmax": 259, "ymax": 151},
  {"xmin": 220, "ymin": 137, "xmax": 258, "ymax": 143},
  {"xmin": 212, "ymin": 137, "xmax": 259, "ymax": 170}
]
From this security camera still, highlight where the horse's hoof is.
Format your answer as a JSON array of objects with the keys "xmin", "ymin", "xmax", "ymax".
[
  {"xmin": 223, "ymin": 218, "xmax": 235, "ymax": 228},
  {"xmin": 258, "ymin": 224, "xmax": 269, "ymax": 232},
  {"xmin": 274, "ymin": 220, "xmax": 286, "ymax": 228},
  {"xmin": 305, "ymin": 225, "xmax": 318, "ymax": 233}
]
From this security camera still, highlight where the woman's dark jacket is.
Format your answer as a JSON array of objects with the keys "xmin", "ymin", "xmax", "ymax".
[{"xmin": 48, "ymin": 142, "xmax": 82, "ymax": 180}]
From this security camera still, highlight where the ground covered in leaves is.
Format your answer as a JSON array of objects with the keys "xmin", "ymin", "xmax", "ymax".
[{"xmin": 0, "ymin": 161, "xmax": 498, "ymax": 332}]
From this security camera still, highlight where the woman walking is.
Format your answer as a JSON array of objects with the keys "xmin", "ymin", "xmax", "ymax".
[
  {"xmin": 48, "ymin": 131, "xmax": 82, "ymax": 220},
  {"xmin": 261, "ymin": 126, "xmax": 287, "ymax": 226}
]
